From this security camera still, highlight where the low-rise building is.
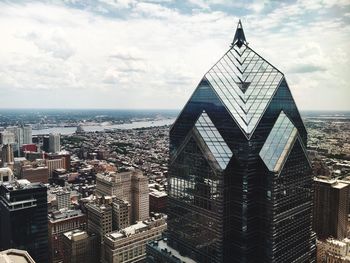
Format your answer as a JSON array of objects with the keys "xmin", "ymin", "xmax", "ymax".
[{"xmin": 102, "ymin": 217, "xmax": 167, "ymax": 263}]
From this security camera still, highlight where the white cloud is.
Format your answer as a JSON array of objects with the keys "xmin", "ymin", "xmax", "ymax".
[{"xmin": 0, "ymin": 1, "xmax": 349, "ymax": 110}]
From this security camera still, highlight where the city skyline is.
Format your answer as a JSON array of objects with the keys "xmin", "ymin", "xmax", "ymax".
[{"xmin": 0, "ymin": 0, "xmax": 349, "ymax": 110}]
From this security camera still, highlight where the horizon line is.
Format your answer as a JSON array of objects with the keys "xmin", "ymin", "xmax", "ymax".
[{"xmin": 0, "ymin": 108, "xmax": 349, "ymax": 112}]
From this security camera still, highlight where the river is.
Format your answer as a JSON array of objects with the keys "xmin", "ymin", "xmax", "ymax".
[{"xmin": 32, "ymin": 118, "xmax": 176, "ymax": 135}]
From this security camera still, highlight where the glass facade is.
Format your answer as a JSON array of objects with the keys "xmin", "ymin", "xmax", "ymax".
[
  {"xmin": 167, "ymin": 21, "xmax": 315, "ymax": 262},
  {"xmin": 259, "ymin": 111, "xmax": 298, "ymax": 173}
]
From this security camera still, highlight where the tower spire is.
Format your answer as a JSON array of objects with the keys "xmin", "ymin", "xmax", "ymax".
[{"xmin": 231, "ymin": 19, "xmax": 247, "ymax": 48}]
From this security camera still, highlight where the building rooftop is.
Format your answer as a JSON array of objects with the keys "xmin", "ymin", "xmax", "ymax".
[
  {"xmin": 63, "ymin": 230, "xmax": 89, "ymax": 242},
  {"xmin": 149, "ymin": 189, "xmax": 167, "ymax": 198},
  {"xmin": 108, "ymin": 221, "xmax": 148, "ymax": 240},
  {"xmin": 0, "ymin": 249, "xmax": 36, "ymax": 263},
  {"xmin": 48, "ymin": 209, "xmax": 84, "ymax": 223},
  {"xmin": 314, "ymin": 177, "xmax": 349, "ymax": 189},
  {"xmin": 148, "ymin": 239, "xmax": 197, "ymax": 263},
  {"xmin": 1, "ymin": 179, "xmax": 44, "ymax": 191}
]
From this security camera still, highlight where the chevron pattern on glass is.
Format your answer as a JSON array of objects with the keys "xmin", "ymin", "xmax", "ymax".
[
  {"xmin": 205, "ymin": 44, "xmax": 283, "ymax": 136},
  {"xmin": 259, "ymin": 111, "xmax": 298, "ymax": 173},
  {"xmin": 194, "ymin": 111, "xmax": 232, "ymax": 170}
]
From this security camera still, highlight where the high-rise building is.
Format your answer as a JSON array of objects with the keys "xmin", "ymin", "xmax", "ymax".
[
  {"xmin": 1, "ymin": 144, "xmax": 14, "ymax": 167},
  {"xmin": 43, "ymin": 136, "xmax": 50, "ymax": 152},
  {"xmin": 23, "ymin": 126, "xmax": 32, "ymax": 145},
  {"xmin": 85, "ymin": 201, "xmax": 113, "ymax": 261},
  {"xmin": 157, "ymin": 21, "xmax": 315, "ymax": 262},
  {"xmin": 0, "ymin": 179, "xmax": 48, "ymax": 263},
  {"xmin": 313, "ymin": 178, "xmax": 349, "ymax": 240},
  {"xmin": 56, "ymin": 190, "xmax": 71, "ymax": 210},
  {"xmin": 86, "ymin": 202, "xmax": 113, "ymax": 241},
  {"xmin": 46, "ymin": 152, "xmax": 71, "ymax": 170},
  {"xmin": 0, "ymin": 131, "xmax": 15, "ymax": 145},
  {"xmin": 96, "ymin": 170, "xmax": 149, "ymax": 223},
  {"xmin": 62, "ymin": 230, "xmax": 98, "ymax": 263},
  {"xmin": 131, "ymin": 171, "xmax": 149, "ymax": 222},
  {"xmin": 112, "ymin": 198, "xmax": 131, "ymax": 230},
  {"xmin": 47, "ymin": 158, "xmax": 65, "ymax": 178},
  {"xmin": 48, "ymin": 210, "xmax": 87, "ymax": 263},
  {"xmin": 49, "ymin": 134, "xmax": 61, "ymax": 153},
  {"xmin": 5, "ymin": 126, "xmax": 32, "ymax": 156}
]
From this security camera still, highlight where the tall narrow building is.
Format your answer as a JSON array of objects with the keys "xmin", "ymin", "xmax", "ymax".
[
  {"xmin": 164, "ymin": 21, "xmax": 315, "ymax": 262},
  {"xmin": 0, "ymin": 179, "xmax": 48, "ymax": 263},
  {"xmin": 49, "ymin": 133, "xmax": 61, "ymax": 153},
  {"xmin": 313, "ymin": 178, "xmax": 349, "ymax": 240}
]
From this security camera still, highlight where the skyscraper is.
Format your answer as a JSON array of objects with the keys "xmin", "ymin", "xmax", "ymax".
[
  {"xmin": 313, "ymin": 178, "xmax": 349, "ymax": 240},
  {"xmin": 163, "ymin": 21, "xmax": 315, "ymax": 262},
  {"xmin": 23, "ymin": 126, "xmax": 33, "ymax": 145},
  {"xmin": 0, "ymin": 179, "xmax": 48, "ymax": 263},
  {"xmin": 5, "ymin": 126, "xmax": 32, "ymax": 156},
  {"xmin": 96, "ymin": 170, "xmax": 149, "ymax": 223},
  {"xmin": 49, "ymin": 133, "xmax": 61, "ymax": 153}
]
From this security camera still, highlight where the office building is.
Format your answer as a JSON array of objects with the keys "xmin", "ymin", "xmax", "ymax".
[
  {"xmin": 23, "ymin": 126, "xmax": 32, "ymax": 145},
  {"xmin": 49, "ymin": 134, "xmax": 61, "ymax": 153},
  {"xmin": 86, "ymin": 202, "xmax": 113, "ymax": 240},
  {"xmin": 0, "ymin": 131, "xmax": 15, "ymax": 145},
  {"xmin": 0, "ymin": 179, "xmax": 48, "ymax": 263},
  {"xmin": 149, "ymin": 190, "xmax": 167, "ymax": 213},
  {"xmin": 48, "ymin": 210, "xmax": 87, "ymax": 263},
  {"xmin": 5, "ymin": 126, "xmax": 32, "ymax": 156},
  {"xmin": 47, "ymin": 158, "xmax": 65, "ymax": 178},
  {"xmin": 85, "ymin": 201, "xmax": 113, "ymax": 261},
  {"xmin": 46, "ymin": 152, "xmax": 71, "ymax": 171},
  {"xmin": 21, "ymin": 165, "xmax": 49, "ymax": 184},
  {"xmin": 43, "ymin": 136, "xmax": 50, "ymax": 152},
  {"xmin": 112, "ymin": 198, "xmax": 131, "ymax": 230},
  {"xmin": 160, "ymin": 21, "xmax": 315, "ymax": 262},
  {"xmin": 1, "ymin": 144, "xmax": 14, "ymax": 167},
  {"xmin": 0, "ymin": 249, "xmax": 36, "ymax": 263},
  {"xmin": 96, "ymin": 170, "xmax": 149, "ymax": 223},
  {"xmin": 102, "ymin": 216, "xmax": 166, "ymax": 263},
  {"xmin": 313, "ymin": 178, "xmax": 349, "ymax": 240},
  {"xmin": 62, "ymin": 230, "xmax": 98, "ymax": 263},
  {"xmin": 57, "ymin": 190, "xmax": 71, "ymax": 210}
]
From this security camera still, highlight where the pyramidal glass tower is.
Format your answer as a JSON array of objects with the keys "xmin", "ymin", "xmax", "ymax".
[{"xmin": 167, "ymin": 21, "xmax": 316, "ymax": 262}]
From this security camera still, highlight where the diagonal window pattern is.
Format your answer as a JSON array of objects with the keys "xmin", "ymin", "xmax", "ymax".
[
  {"xmin": 205, "ymin": 44, "xmax": 283, "ymax": 137},
  {"xmin": 194, "ymin": 111, "xmax": 232, "ymax": 170},
  {"xmin": 259, "ymin": 111, "xmax": 298, "ymax": 173}
]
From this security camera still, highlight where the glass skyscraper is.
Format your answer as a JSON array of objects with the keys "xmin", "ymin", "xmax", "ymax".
[{"xmin": 165, "ymin": 21, "xmax": 316, "ymax": 262}]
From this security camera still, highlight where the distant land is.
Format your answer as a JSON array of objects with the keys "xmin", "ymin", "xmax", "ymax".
[{"xmin": 0, "ymin": 109, "xmax": 349, "ymax": 130}]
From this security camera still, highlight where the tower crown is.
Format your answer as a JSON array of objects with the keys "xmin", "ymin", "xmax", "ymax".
[{"xmin": 232, "ymin": 19, "xmax": 247, "ymax": 48}]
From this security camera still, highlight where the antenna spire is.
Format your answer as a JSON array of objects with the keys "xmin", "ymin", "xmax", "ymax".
[{"xmin": 231, "ymin": 20, "xmax": 247, "ymax": 48}]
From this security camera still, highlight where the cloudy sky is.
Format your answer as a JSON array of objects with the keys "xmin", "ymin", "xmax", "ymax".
[{"xmin": 0, "ymin": 0, "xmax": 349, "ymax": 110}]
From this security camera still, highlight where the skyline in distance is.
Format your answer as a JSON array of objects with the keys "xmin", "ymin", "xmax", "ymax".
[{"xmin": 0, "ymin": 0, "xmax": 349, "ymax": 110}]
